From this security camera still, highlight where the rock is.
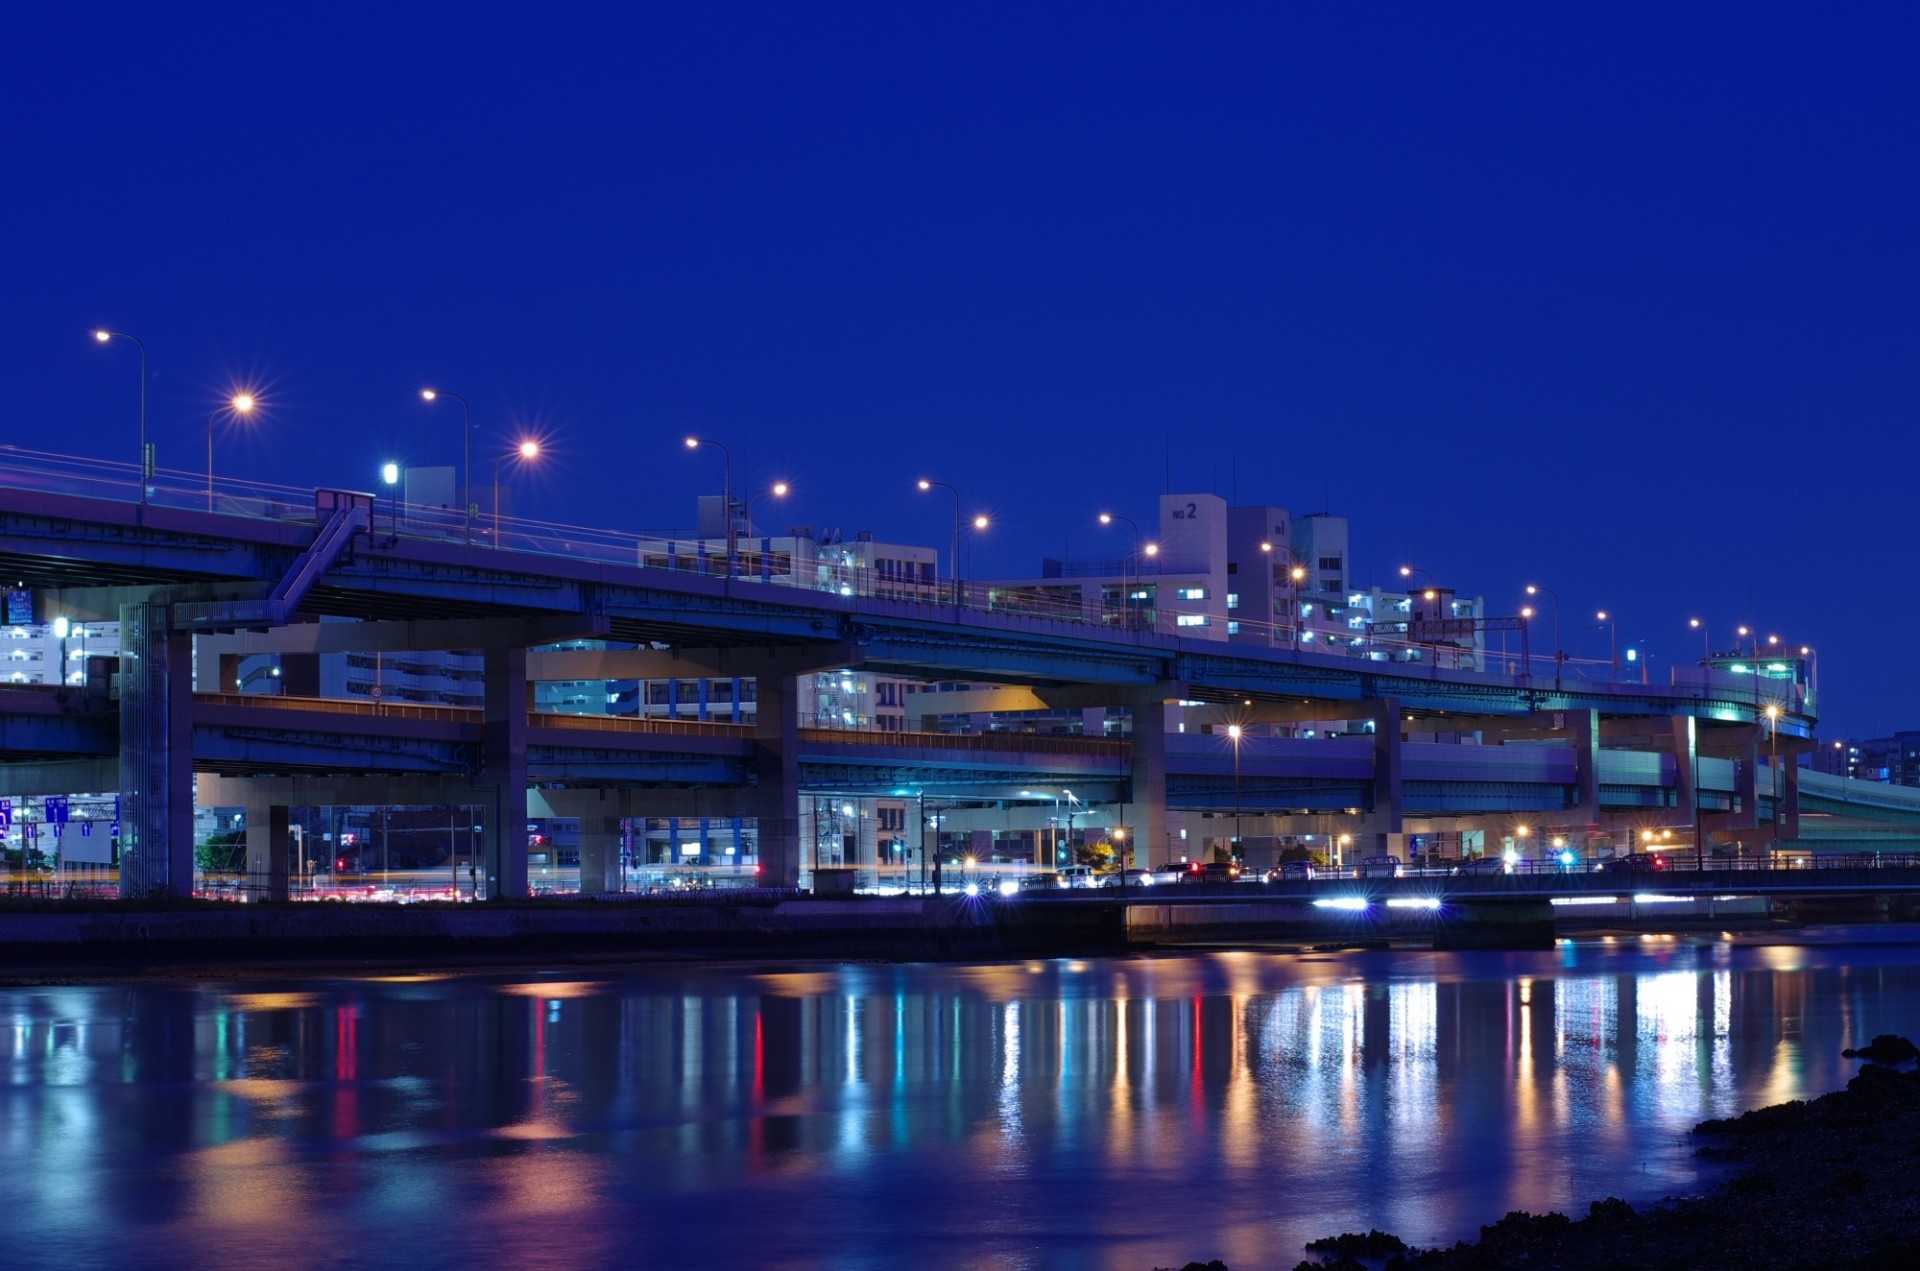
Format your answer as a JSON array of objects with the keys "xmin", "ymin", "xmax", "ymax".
[{"xmin": 1842, "ymin": 1034, "xmax": 1919, "ymax": 1063}]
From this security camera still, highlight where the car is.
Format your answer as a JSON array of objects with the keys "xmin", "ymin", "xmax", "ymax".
[
  {"xmin": 1150, "ymin": 863, "xmax": 1190, "ymax": 885},
  {"xmin": 1056, "ymin": 865, "xmax": 1098, "ymax": 889},
  {"xmin": 1452, "ymin": 856, "xmax": 1506, "ymax": 875},
  {"xmin": 1018, "ymin": 871, "xmax": 1065, "ymax": 892},
  {"xmin": 1188, "ymin": 860, "xmax": 1242, "ymax": 884},
  {"xmin": 1267, "ymin": 860, "xmax": 1315, "ymax": 882},
  {"xmin": 1601, "ymin": 852, "xmax": 1670, "ymax": 874},
  {"xmin": 1356, "ymin": 855, "xmax": 1402, "ymax": 879},
  {"xmin": 1101, "ymin": 868, "xmax": 1156, "ymax": 888}
]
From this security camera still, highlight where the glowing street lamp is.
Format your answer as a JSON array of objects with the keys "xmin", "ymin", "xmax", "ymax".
[
  {"xmin": 1226, "ymin": 723, "xmax": 1244, "ymax": 860},
  {"xmin": 206, "ymin": 393, "xmax": 256, "ymax": 511},
  {"xmin": 685, "ymin": 436, "xmax": 735, "ymax": 577},
  {"xmin": 419, "ymin": 389, "xmax": 475, "ymax": 543},
  {"xmin": 1596, "ymin": 610, "xmax": 1618, "ymax": 681},
  {"xmin": 918, "ymin": 478, "xmax": 976, "ymax": 604},
  {"xmin": 1098, "ymin": 512, "xmax": 1146, "ymax": 628},
  {"xmin": 1264, "ymin": 543, "xmax": 1309, "ymax": 650},
  {"xmin": 91, "ymin": 329, "xmax": 150, "ymax": 503},
  {"xmin": 1525, "ymin": 584, "xmax": 1562, "ymax": 689},
  {"xmin": 1764, "ymin": 704, "xmax": 1783, "ymax": 851},
  {"xmin": 492, "ymin": 439, "xmax": 541, "ymax": 545}
]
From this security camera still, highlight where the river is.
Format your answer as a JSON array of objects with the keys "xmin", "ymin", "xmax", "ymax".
[{"xmin": 4, "ymin": 932, "xmax": 1914, "ymax": 1270}]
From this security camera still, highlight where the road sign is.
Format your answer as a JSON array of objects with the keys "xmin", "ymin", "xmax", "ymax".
[
  {"xmin": 0, "ymin": 799, "xmax": 10, "ymax": 833},
  {"xmin": 44, "ymin": 796, "xmax": 70, "ymax": 824}
]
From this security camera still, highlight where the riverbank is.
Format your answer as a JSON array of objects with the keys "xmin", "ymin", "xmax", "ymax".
[{"xmin": 1294, "ymin": 1047, "xmax": 1920, "ymax": 1270}]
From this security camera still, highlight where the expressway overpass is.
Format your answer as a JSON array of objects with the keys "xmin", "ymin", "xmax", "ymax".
[{"xmin": 0, "ymin": 456, "xmax": 1880, "ymax": 901}]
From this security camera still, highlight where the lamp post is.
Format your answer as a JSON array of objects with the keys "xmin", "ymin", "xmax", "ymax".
[
  {"xmin": 747, "ymin": 481, "xmax": 790, "ymax": 534},
  {"xmin": 964, "ymin": 514, "xmax": 989, "ymax": 591},
  {"xmin": 381, "ymin": 462, "xmax": 401, "ymax": 540},
  {"xmin": 1226, "ymin": 723, "xmax": 1243, "ymax": 862},
  {"xmin": 1596, "ymin": 610, "xmax": 1618, "ymax": 681},
  {"xmin": 492, "ymin": 439, "xmax": 540, "ymax": 545},
  {"xmin": 1268, "ymin": 544, "xmax": 1309, "ymax": 649},
  {"xmin": 1098, "ymin": 512, "xmax": 1142, "ymax": 628},
  {"xmin": 206, "ymin": 393, "xmax": 256, "ymax": 511},
  {"xmin": 91, "ymin": 329, "xmax": 149, "ymax": 503},
  {"xmin": 1764, "ymin": 704, "xmax": 1782, "ymax": 853},
  {"xmin": 685, "ymin": 436, "xmax": 735, "ymax": 577},
  {"xmin": 1689, "ymin": 618, "xmax": 1711, "ymax": 663},
  {"xmin": 1525, "ymin": 584, "xmax": 1562, "ymax": 689},
  {"xmin": 917, "ymin": 479, "xmax": 965, "ymax": 605},
  {"xmin": 419, "ymin": 389, "xmax": 474, "ymax": 543}
]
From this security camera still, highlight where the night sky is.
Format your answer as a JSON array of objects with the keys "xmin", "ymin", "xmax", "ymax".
[{"xmin": 5, "ymin": 4, "xmax": 1915, "ymax": 737}]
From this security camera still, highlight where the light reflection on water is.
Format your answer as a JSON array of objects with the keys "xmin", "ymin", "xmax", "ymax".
[{"xmin": 4, "ymin": 939, "xmax": 1917, "ymax": 1270}]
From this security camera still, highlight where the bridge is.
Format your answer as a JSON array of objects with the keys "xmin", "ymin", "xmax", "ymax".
[{"xmin": 1, "ymin": 450, "xmax": 1893, "ymax": 902}]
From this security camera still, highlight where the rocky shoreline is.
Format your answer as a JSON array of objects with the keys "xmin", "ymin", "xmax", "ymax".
[{"xmin": 1281, "ymin": 1034, "xmax": 1920, "ymax": 1270}]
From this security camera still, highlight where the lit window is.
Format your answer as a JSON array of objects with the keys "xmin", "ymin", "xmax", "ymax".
[
  {"xmin": 1177, "ymin": 587, "xmax": 1208, "ymax": 601},
  {"xmin": 1226, "ymin": 593, "xmax": 1239, "ymax": 609},
  {"xmin": 1176, "ymin": 614, "xmax": 1209, "ymax": 627}
]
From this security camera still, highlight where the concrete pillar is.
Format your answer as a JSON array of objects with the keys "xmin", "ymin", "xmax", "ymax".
[
  {"xmin": 244, "ymin": 791, "xmax": 292, "ymax": 902},
  {"xmin": 1672, "ymin": 715, "xmax": 1701, "ymax": 860},
  {"xmin": 118, "ymin": 600, "xmax": 195, "ymax": 899},
  {"xmin": 1364, "ymin": 698, "xmax": 1404, "ymax": 856},
  {"xmin": 1122, "ymin": 698, "xmax": 1169, "ymax": 868},
  {"xmin": 753, "ymin": 673, "xmax": 803, "ymax": 887},
  {"xmin": 579, "ymin": 815, "xmax": 623, "ymax": 894},
  {"xmin": 481, "ymin": 644, "xmax": 530, "ymax": 900},
  {"xmin": 1782, "ymin": 759, "xmax": 1801, "ymax": 841},
  {"xmin": 1567, "ymin": 708, "xmax": 1600, "ymax": 827}
]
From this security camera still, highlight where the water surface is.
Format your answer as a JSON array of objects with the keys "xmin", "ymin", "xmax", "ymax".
[{"xmin": 4, "ymin": 934, "xmax": 1912, "ymax": 1269}]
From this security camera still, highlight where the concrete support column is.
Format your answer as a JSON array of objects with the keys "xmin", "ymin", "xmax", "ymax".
[
  {"xmin": 1567, "ymin": 708, "xmax": 1600, "ymax": 828},
  {"xmin": 244, "ymin": 792, "xmax": 291, "ymax": 902},
  {"xmin": 118, "ymin": 600, "xmax": 196, "ymax": 899},
  {"xmin": 1364, "ymin": 698, "xmax": 1404, "ymax": 856},
  {"xmin": 753, "ymin": 673, "xmax": 803, "ymax": 887},
  {"xmin": 481, "ymin": 644, "xmax": 530, "ymax": 900},
  {"xmin": 1122, "ymin": 698, "xmax": 1169, "ymax": 868},
  {"xmin": 579, "ymin": 815, "xmax": 624, "ymax": 895},
  {"xmin": 1672, "ymin": 715, "xmax": 1701, "ymax": 860},
  {"xmin": 1781, "ymin": 759, "xmax": 1801, "ymax": 841}
]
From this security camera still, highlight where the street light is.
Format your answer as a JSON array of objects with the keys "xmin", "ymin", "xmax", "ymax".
[
  {"xmin": 1764, "ymin": 704, "xmax": 1782, "ymax": 852},
  {"xmin": 918, "ymin": 478, "xmax": 968, "ymax": 604},
  {"xmin": 1268, "ymin": 543, "xmax": 1309, "ymax": 649},
  {"xmin": 747, "ymin": 481, "xmax": 790, "ymax": 533},
  {"xmin": 91, "ymin": 329, "xmax": 149, "ymax": 503},
  {"xmin": 684, "ymin": 436, "xmax": 735, "ymax": 577},
  {"xmin": 492, "ymin": 439, "xmax": 540, "ymax": 545},
  {"xmin": 1226, "ymin": 723, "xmax": 1244, "ymax": 862},
  {"xmin": 1596, "ymin": 610, "xmax": 1618, "ymax": 681},
  {"xmin": 381, "ymin": 462, "xmax": 401, "ymax": 540},
  {"xmin": 1525, "ymin": 584, "xmax": 1562, "ymax": 689},
  {"xmin": 1099, "ymin": 512, "xmax": 1144, "ymax": 628},
  {"xmin": 419, "ymin": 389, "xmax": 475, "ymax": 543},
  {"xmin": 1689, "ymin": 618, "xmax": 1711, "ymax": 663},
  {"xmin": 206, "ymin": 393, "xmax": 256, "ymax": 511}
]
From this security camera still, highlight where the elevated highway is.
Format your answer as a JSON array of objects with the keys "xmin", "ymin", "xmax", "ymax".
[{"xmin": 0, "ymin": 455, "xmax": 1852, "ymax": 901}]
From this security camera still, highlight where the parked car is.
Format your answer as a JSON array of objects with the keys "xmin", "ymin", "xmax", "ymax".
[
  {"xmin": 1018, "ymin": 871, "xmax": 1065, "ymax": 892},
  {"xmin": 1601, "ymin": 852, "xmax": 1670, "ymax": 874},
  {"xmin": 1268, "ymin": 860, "xmax": 1315, "ymax": 882},
  {"xmin": 1356, "ymin": 855, "xmax": 1402, "ymax": 879}
]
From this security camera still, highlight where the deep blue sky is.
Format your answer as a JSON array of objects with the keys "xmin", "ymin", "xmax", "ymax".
[{"xmin": 5, "ymin": 4, "xmax": 1915, "ymax": 737}]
